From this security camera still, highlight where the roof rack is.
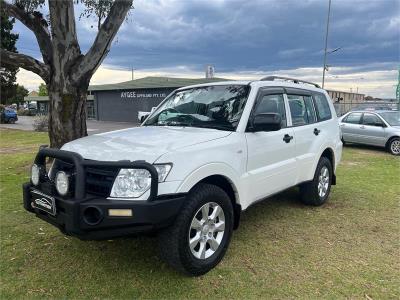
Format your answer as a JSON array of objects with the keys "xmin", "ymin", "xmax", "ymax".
[{"xmin": 260, "ymin": 76, "xmax": 321, "ymax": 88}]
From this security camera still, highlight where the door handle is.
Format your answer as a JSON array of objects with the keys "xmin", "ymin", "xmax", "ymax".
[
  {"xmin": 313, "ymin": 128, "xmax": 321, "ymax": 136},
  {"xmin": 283, "ymin": 134, "xmax": 293, "ymax": 143},
  {"xmin": 360, "ymin": 125, "xmax": 365, "ymax": 129}
]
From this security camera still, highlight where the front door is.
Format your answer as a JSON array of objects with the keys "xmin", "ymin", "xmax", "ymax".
[
  {"xmin": 245, "ymin": 89, "xmax": 297, "ymax": 206},
  {"xmin": 359, "ymin": 113, "xmax": 387, "ymax": 146}
]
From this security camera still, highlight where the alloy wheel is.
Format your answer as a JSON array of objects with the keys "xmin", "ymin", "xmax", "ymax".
[
  {"xmin": 318, "ymin": 166, "xmax": 330, "ymax": 198},
  {"xmin": 188, "ymin": 202, "xmax": 225, "ymax": 260},
  {"xmin": 391, "ymin": 140, "xmax": 400, "ymax": 155}
]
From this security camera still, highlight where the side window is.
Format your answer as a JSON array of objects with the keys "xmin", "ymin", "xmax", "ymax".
[
  {"xmin": 313, "ymin": 93, "xmax": 332, "ymax": 121},
  {"xmin": 304, "ymin": 96, "xmax": 317, "ymax": 123},
  {"xmin": 343, "ymin": 112, "xmax": 362, "ymax": 124},
  {"xmin": 362, "ymin": 113, "xmax": 383, "ymax": 127},
  {"xmin": 287, "ymin": 95, "xmax": 315, "ymax": 126},
  {"xmin": 254, "ymin": 94, "xmax": 287, "ymax": 128}
]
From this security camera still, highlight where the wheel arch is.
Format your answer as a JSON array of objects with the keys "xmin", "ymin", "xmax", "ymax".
[
  {"xmin": 317, "ymin": 147, "xmax": 336, "ymax": 185},
  {"xmin": 196, "ymin": 175, "xmax": 241, "ymax": 230},
  {"xmin": 385, "ymin": 135, "xmax": 400, "ymax": 148}
]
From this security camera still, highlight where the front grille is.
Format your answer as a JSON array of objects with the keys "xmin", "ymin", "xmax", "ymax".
[
  {"xmin": 86, "ymin": 166, "xmax": 119, "ymax": 197},
  {"xmin": 52, "ymin": 159, "xmax": 119, "ymax": 198}
]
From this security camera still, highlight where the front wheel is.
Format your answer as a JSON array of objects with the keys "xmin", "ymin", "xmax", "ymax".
[
  {"xmin": 158, "ymin": 183, "xmax": 234, "ymax": 276},
  {"xmin": 388, "ymin": 138, "xmax": 400, "ymax": 156},
  {"xmin": 300, "ymin": 157, "xmax": 333, "ymax": 206}
]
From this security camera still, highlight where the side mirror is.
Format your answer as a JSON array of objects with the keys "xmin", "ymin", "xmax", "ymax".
[{"xmin": 251, "ymin": 113, "xmax": 282, "ymax": 132}]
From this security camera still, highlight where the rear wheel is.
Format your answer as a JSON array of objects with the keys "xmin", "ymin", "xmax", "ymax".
[
  {"xmin": 388, "ymin": 138, "xmax": 400, "ymax": 156},
  {"xmin": 158, "ymin": 183, "xmax": 234, "ymax": 276},
  {"xmin": 300, "ymin": 157, "xmax": 332, "ymax": 206}
]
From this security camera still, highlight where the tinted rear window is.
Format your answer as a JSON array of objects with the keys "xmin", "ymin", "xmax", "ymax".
[{"xmin": 313, "ymin": 93, "xmax": 332, "ymax": 121}]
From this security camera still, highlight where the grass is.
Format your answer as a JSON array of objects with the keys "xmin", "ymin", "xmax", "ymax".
[{"xmin": 0, "ymin": 128, "xmax": 399, "ymax": 299}]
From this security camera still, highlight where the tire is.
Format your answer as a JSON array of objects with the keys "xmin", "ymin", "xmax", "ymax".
[
  {"xmin": 300, "ymin": 157, "xmax": 333, "ymax": 206},
  {"xmin": 387, "ymin": 137, "xmax": 400, "ymax": 156},
  {"xmin": 158, "ymin": 183, "xmax": 234, "ymax": 276},
  {"xmin": 9, "ymin": 118, "xmax": 15, "ymax": 124}
]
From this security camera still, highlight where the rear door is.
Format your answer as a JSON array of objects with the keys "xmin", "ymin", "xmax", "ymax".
[
  {"xmin": 359, "ymin": 113, "xmax": 387, "ymax": 146},
  {"xmin": 245, "ymin": 88, "xmax": 297, "ymax": 204},
  {"xmin": 286, "ymin": 88, "xmax": 321, "ymax": 183},
  {"xmin": 340, "ymin": 112, "xmax": 363, "ymax": 143}
]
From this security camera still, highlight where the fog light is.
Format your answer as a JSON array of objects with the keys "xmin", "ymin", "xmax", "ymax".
[{"xmin": 108, "ymin": 209, "xmax": 133, "ymax": 217}]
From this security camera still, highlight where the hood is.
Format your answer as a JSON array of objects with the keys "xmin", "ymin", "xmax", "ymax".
[{"xmin": 62, "ymin": 126, "xmax": 231, "ymax": 163}]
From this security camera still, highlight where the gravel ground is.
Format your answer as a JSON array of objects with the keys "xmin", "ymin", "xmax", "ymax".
[{"xmin": 0, "ymin": 116, "xmax": 138, "ymax": 135}]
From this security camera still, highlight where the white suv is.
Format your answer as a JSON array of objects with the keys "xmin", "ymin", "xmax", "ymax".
[{"xmin": 24, "ymin": 76, "xmax": 342, "ymax": 276}]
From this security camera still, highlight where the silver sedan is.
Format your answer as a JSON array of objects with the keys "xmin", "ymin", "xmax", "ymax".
[{"xmin": 339, "ymin": 110, "xmax": 400, "ymax": 155}]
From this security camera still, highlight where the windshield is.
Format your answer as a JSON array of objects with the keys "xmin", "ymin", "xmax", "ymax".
[
  {"xmin": 144, "ymin": 85, "xmax": 250, "ymax": 131},
  {"xmin": 378, "ymin": 111, "xmax": 400, "ymax": 126}
]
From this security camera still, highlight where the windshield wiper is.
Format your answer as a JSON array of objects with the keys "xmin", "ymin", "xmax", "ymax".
[{"xmin": 191, "ymin": 123, "xmax": 234, "ymax": 131}]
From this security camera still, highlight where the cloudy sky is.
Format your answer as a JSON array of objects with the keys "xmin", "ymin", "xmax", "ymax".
[{"xmin": 14, "ymin": 0, "xmax": 399, "ymax": 98}]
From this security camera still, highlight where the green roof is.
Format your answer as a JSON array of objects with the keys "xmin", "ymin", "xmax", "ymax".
[{"xmin": 88, "ymin": 76, "xmax": 229, "ymax": 91}]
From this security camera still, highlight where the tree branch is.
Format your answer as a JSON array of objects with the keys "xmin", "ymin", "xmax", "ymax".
[
  {"xmin": 0, "ymin": 49, "xmax": 50, "ymax": 82},
  {"xmin": 1, "ymin": 0, "xmax": 52, "ymax": 65},
  {"xmin": 73, "ymin": 0, "xmax": 133, "ymax": 82}
]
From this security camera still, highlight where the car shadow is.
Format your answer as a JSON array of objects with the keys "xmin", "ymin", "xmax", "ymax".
[{"xmin": 66, "ymin": 187, "xmax": 307, "ymax": 277}]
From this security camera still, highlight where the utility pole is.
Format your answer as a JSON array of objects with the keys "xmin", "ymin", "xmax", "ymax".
[
  {"xmin": 322, "ymin": 0, "xmax": 332, "ymax": 89},
  {"xmin": 396, "ymin": 68, "xmax": 400, "ymax": 110},
  {"xmin": 131, "ymin": 67, "xmax": 135, "ymax": 80}
]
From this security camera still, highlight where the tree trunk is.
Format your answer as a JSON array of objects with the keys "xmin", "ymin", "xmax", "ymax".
[{"xmin": 48, "ymin": 82, "xmax": 88, "ymax": 149}]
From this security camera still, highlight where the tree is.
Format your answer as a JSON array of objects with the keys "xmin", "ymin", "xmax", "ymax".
[
  {"xmin": 0, "ymin": 9, "xmax": 19, "ymax": 105},
  {"xmin": 38, "ymin": 82, "xmax": 48, "ymax": 96},
  {"xmin": 15, "ymin": 84, "xmax": 28, "ymax": 102},
  {"xmin": 0, "ymin": 0, "xmax": 133, "ymax": 148}
]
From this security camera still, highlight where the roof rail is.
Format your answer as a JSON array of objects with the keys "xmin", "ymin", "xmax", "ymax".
[{"xmin": 260, "ymin": 76, "xmax": 321, "ymax": 88}]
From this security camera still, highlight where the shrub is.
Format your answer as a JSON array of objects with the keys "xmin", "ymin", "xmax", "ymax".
[{"xmin": 33, "ymin": 115, "xmax": 49, "ymax": 132}]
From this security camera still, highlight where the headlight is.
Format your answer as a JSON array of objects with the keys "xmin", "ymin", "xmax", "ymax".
[
  {"xmin": 31, "ymin": 164, "xmax": 40, "ymax": 186},
  {"xmin": 55, "ymin": 171, "xmax": 69, "ymax": 196},
  {"xmin": 154, "ymin": 164, "xmax": 172, "ymax": 182},
  {"xmin": 110, "ymin": 164, "xmax": 172, "ymax": 199},
  {"xmin": 110, "ymin": 169, "xmax": 152, "ymax": 198}
]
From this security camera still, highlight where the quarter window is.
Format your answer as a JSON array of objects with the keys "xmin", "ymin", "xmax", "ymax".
[
  {"xmin": 313, "ymin": 93, "xmax": 332, "ymax": 121},
  {"xmin": 254, "ymin": 94, "xmax": 287, "ymax": 128},
  {"xmin": 288, "ymin": 95, "xmax": 316, "ymax": 126},
  {"xmin": 344, "ymin": 112, "xmax": 362, "ymax": 124}
]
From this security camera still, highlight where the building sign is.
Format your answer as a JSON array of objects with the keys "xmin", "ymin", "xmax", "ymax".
[{"xmin": 121, "ymin": 91, "xmax": 167, "ymax": 99}]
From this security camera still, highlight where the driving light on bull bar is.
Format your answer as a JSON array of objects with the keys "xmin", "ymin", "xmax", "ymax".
[
  {"xmin": 55, "ymin": 171, "xmax": 69, "ymax": 196},
  {"xmin": 31, "ymin": 164, "xmax": 40, "ymax": 186},
  {"xmin": 110, "ymin": 168, "xmax": 152, "ymax": 198}
]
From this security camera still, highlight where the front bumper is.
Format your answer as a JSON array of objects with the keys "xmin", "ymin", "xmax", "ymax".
[
  {"xmin": 23, "ymin": 148, "xmax": 186, "ymax": 240},
  {"xmin": 23, "ymin": 183, "xmax": 185, "ymax": 240}
]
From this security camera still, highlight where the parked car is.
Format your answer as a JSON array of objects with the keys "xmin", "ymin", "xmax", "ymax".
[
  {"xmin": 339, "ymin": 110, "xmax": 400, "ymax": 155},
  {"xmin": 1, "ymin": 108, "xmax": 18, "ymax": 123},
  {"xmin": 138, "ymin": 106, "xmax": 157, "ymax": 123},
  {"xmin": 23, "ymin": 76, "xmax": 342, "ymax": 275}
]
